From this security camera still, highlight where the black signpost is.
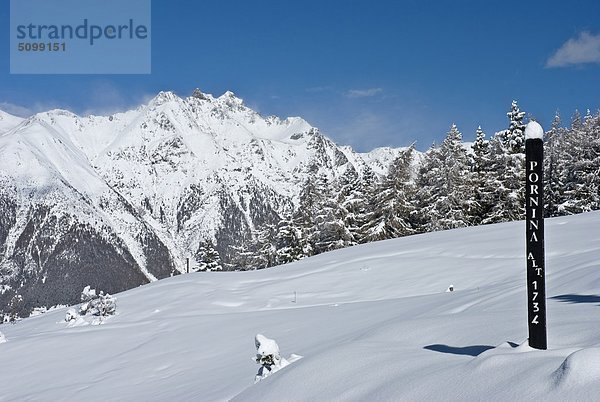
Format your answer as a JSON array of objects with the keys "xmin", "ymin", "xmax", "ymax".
[{"xmin": 525, "ymin": 121, "xmax": 547, "ymax": 350}]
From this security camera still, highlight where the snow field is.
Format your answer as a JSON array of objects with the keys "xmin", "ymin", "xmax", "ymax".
[{"xmin": 0, "ymin": 211, "xmax": 599, "ymax": 401}]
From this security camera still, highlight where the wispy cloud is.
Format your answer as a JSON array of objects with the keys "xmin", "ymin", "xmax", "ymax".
[
  {"xmin": 345, "ymin": 87, "xmax": 383, "ymax": 98},
  {"xmin": 0, "ymin": 86, "xmax": 154, "ymax": 118},
  {"xmin": 0, "ymin": 102, "xmax": 34, "ymax": 117},
  {"xmin": 0, "ymin": 101, "xmax": 67, "ymax": 117},
  {"xmin": 81, "ymin": 81, "xmax": 153, "ymax": 116},
  {"xmin": 305, "ymin": 86, "xmax": 333, "ymax": 93},
  {"xmin": 0, "ymin": 79, "xmax": 156, "ymax": 118},
  {"xmin": 546, "ymin": 32, "xmax": 600, "ymax": 68}
]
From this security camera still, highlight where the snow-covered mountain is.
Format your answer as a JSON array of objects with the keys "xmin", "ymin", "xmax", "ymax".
[
  {"xmin": 0, "ymin": 90, "xmax": 407, "ymax": 318},
  {"xmin": 0, "ymin": 211, "xmax": 598, "ymax": 400},
  {"xmin": 0, "ymin": 110, "xmax": 23, "ymax": 134}
]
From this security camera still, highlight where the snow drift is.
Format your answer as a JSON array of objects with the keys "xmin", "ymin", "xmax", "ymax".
[{"xmin": 0, "ymin": 211, "xmax": 599, "ymax": 401}]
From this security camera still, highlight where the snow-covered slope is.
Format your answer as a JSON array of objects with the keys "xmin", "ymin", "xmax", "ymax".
[
  {"xmin": 1, "ymin": 212, "xmax": 598, "ymax": 401},
  {"xmin": 0, "ymin": 110, "xmax": 23, "ymax": 134}
]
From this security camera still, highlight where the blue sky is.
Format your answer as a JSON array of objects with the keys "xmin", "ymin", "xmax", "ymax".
[{"xmin": 1, "ymin": 0, "xmax": 600, "ymax": 151}]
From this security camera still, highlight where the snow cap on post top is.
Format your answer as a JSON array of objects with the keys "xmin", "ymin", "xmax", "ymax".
[{"xmin": 525, "ymin": 121, "xmax": 544, "ymax": 140}]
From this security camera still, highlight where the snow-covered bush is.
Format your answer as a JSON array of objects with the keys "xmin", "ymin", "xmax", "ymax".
[
  {"xmin": 65, "ymin": 286, "xmax": 117, "ymax": 323},
  {"xmin": 0, "ymin": 331, "xmax": 6, "ymax": 343},
  {"xmin": 80, "ymin": 285, "xmax": 97, "ymax": 302},
  {"xmin": 65, "ymin": 308, "xmax": 78, "ymax": 322},
  {"xmin": 254, "ymin": 334, "xmax": 289, "ymax": 383},
  {"xmin": 78, "ymin": 286, "xmax": 116, "ymax": 317},
  {"xmin": 91, "ymin": 292, "xmax": 117, "ymax": 317}
]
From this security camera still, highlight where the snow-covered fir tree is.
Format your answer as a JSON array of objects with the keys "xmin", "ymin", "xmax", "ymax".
[
  {"xmin": 291, "ymin": 176, "xmax": 321, "ymax": 257},
  {"xmin": 197, "ymin": 242, "xmax": 223, "ymax": 271},
  {"xmin": 479, "ymin": 102, "xmax": 528, "ymax": 223},
  {"xmin": 309, "ymin": 174, "xmax": 353, "ymax": 254},
  {"xmin": 339, "ymin": 166, "xmax": 377, "ymax": 244},
  {"xmin": 417, "ymin": 124, "xmax": 472, "ymax": 231},
  {"xmin": 504, "ymin": 100, "xmax": 527, "ymax": 154},
  {"xmin": 469, "ymin": 126, "xmax": 496, "ymax": 225},
  {"xmin": 273, "ymin": 218, "xmax": 304, "ymax": 265},
  {"xmin": 561, "ymin": 111, "xmax": 600, "ymax": 214},
  {"xmin": 249, "ymin": 225, "xmax": 274, "ymax": 269},
  {"xmin": 570, "ymin": 109, "xmax": 582, "ymax": 131},
  {"xmin": 543, "ymin": 111, "xmax": 566, "ymax": 217},
  {"xmin": 483, "ymin": 133, "xmax": 524, "ymax": 223},
  {"xmin": 362, "ymin": 147, "xmax": 417, "ymax": 241}
]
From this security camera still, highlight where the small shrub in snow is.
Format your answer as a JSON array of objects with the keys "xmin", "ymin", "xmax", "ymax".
[
  {"xmin": 254, "ymin": 334, "xmax": 289, "ymax": 383},
  {"xmin": 91, "ymin": 292, "xmax": 117, "ymax": 317},
  {"xmin": 65, "ymin": 286, "xmax": 117, "ymax": 323},
  {"xmin": 79, "ymin": 286, "xmax": 116, "ymax": 317},
  {"xmin": 80, "ymin": 285, "xmax": 97, "ymax": 302},
  {"xmin": 65, "ymin": 308, "xmax": 78, "ymax": 322}
]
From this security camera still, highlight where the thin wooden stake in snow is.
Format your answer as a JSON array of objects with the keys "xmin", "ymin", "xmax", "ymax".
[{"xmin": 525, "ymin": 121, "xmax": 547, "ymax": 350}]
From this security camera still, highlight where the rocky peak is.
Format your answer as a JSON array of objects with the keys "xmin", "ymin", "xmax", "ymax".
[
  {"xmin": 191, "ymin": 88, "xmax": 211, "ymax": 101},
  {"xmin": 150, "ymin": 91, "xmax": 179, "ymax": 108}
]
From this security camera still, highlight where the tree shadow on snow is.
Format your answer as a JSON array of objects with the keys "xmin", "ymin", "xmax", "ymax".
[
  {"xmin": 551, "ymin": 294, "xmax": 600, "ymax": 306},
  {"xmin": 423, "ymin": 344, "xmax": 495, "ymax": 357}
]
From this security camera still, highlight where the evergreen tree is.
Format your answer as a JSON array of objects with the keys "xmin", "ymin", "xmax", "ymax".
[
  {"xmin": 571, "ymin": 109, "xmax": 582, "ymax": 131},
  {"xmin": 253, "ymin": 224, "xmax": 277, "ymax": 268},
  {"xmin": 543, "ymin": 111, "xmax": 566, "ymax": 217},
  {"xmin": 291, "ymin": 174, "xmax": 353, "ymax": 257},
  {"xmin": 561, "ymin": 110, "xmax": 600, "ymax": 213},
  {"xmin": 479, "ymin": 102, "xmax": 527, "ymax": 223},
  {"xmin": 340, "ymin": 166, "xmax": 378, "ymax": 243},
  {"xmin": 291, "ymin": 177, "xmax": 319, "ymax": 257},
  {"xmin": 362, "ymin": 147, "xmax": 416, "ymax": 241},
  {"xmin": 197, "ymin": 242, "xmax": 223, "ymax": 271},
  {"xmin": 504, "ymin": 100, "xmax": 527, "ymax": 154},
  {"xmin": 469, "ymin": 126, "xmax": 496, "ymax": 225},
  {"xmin": 273, "ymin": 218, "xmax": 304, "ymax": 264},
  {"xmin": 309, "ymin": 174, "xmax": 353, "ymax": 254},
  {"xmin": 484, "ymin": 132, "xmax": 524, "ymax": 224},
  {"xmin": 415, "ymin": 143, "xmax": 442, "ymax": 230},
  {"xmin": 589, "ymin": 111, "xmax": 600, "ymax": 211},
  {"xmin": 416, "ymin": 124, "xmax": 472, "ymax": 231}
]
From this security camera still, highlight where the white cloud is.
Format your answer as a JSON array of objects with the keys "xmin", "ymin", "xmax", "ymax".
[
  {"xmin": 546, "ymin": 32, "xmax": 600, "ymax": 68},
  {"xmin": 345, "ymin": 88, "xmax": 383, "ymax": 98},
  {"xmin": 305, "ymin": 86, "xmax": 332, "ymax": 93}
]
